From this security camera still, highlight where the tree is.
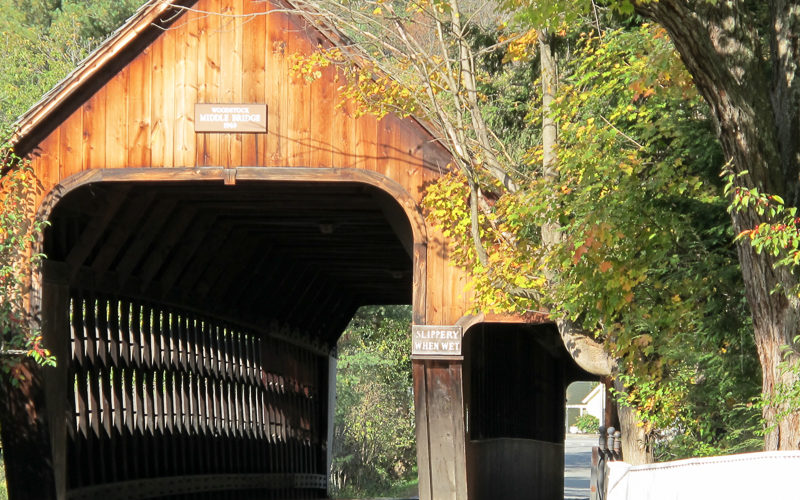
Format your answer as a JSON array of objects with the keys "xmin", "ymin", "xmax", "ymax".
[
  {"xmin": 0, "ymin": 143, "xmax": 53, "ymax": 372},
  {"xmin": 424, "ymin": 21, "xmax": 763, "ymax": 460},
  {"xmin": 330, "ymin": 306, "xmax": 416, "ymax": 497},
  {"xmin": 289, "ymin": 0, "xmax": 769, "ymax": 460},
  {"xmin": 627, "ymin": 0, "xmax": 800, "ymax": 451},
  {"xmin": 0, "ymin": 0, "xmax": 141, "ymax": 126},
  {"xmin": 290, "ymin": 0, "xmax": 618, "ymax": 370}
]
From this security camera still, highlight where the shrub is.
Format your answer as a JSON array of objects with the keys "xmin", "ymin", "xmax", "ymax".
[{"xmin": 575, "ymin": 413, "xmax": 600, "ymax": 434}]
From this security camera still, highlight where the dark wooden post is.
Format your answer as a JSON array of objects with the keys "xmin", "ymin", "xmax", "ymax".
[
  {"xmin": 325, "ymin": 353, "xmax": 337, "ymax": 490},
  {"xmin": 41, "ymin": 280, "xmax": 70, "ymax": 499},
  {"xmin": 413, "ymin": 359, "xmax": 468, "ymax": 500}
]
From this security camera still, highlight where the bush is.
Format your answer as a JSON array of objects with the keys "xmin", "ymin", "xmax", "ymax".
[{"xmin": 575, "ymin": 413, "xmax": 600, "ymax": 434}]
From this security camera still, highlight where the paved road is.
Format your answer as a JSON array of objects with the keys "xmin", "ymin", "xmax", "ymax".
[{"xmin": 564, "ymin": 434, "xmax": 596, "ymax": 500}]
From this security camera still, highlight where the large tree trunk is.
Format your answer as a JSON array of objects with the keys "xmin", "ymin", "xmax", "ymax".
[
  {"xmin": 614, "ymin": 379, "xmax": 654, "ymax": 464},
  {"xmin": 636, "ymin": 0, "xmax": 800, "ymax": 450}
]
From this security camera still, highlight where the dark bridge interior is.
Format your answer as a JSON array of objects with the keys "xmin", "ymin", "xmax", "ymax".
[
  {"xmin": 45, "ymin": 180, "xmax": 413, "ymax": 346},
  {"xmin": 39, "ymin": 180, "xmax": 413, "ymax": 499}
]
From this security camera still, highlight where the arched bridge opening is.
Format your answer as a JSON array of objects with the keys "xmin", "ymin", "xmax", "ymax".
[
  {"xmin": 35, "ymin": 177, "xmax": 414, "ymax": 500},
  {"xmin": 462, "ymin": 323, "xmax": 594, "ymax": 499}
]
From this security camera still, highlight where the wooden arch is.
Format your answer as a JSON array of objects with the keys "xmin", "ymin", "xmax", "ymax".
[{"xmin": 33, "ymin": 166, "xmax": 430, "ymax": 325}]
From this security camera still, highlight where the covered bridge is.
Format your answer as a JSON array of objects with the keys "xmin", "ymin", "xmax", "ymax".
[{"xmin": 3, "ymin": 1, "xmax": 592, "ymax": 498}]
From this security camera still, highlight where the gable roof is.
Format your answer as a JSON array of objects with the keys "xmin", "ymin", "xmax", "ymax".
[
  {"xmin": 12, "ymin": 0, "xmax": 446, "ymax": 161},
  {"xmin": 566, "ymin": 381, "xmax": 598, "ymax": 405},
  {"xmin": 581, "ymin": 383, "xmax": 604, "ymax": 405},
  {"xmin": 13, "ymin": 0, "xmax": 197, "ymax": 156}
]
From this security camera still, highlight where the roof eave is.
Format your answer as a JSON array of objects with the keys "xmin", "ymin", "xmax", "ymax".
[{"xmin": 12, "ymin": 0, "xmax": 196, "ymax": 155}]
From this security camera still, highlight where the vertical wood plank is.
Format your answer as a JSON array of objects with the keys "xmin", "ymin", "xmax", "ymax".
[
  {"xmin": 31, "ymin": 131, "xmax": 60, "ymax": 201},
  {"xmin": 171, "ymin": 16, "xmax": 187, "ymax": 168},
  {"xmin": 413, "ymin": 242, "xmax": 427, "ymax": 325},
  {"xmin": 377, "ymin": 116, "xmax": 394, "ymax": 180},
  {"xmin": 176, "ymin": 314, "xmax": 189, "ymax": 475},
  {"xmin": 309, "ymin": 52, "xmax": 334, "ymax": 168},
  {"xmin": 231, "ymin": 0, "xmax": 245, "ymax": 167},
  {"xmin": 58, "ymin": 109, "xmax": 83, "ymax": 182},
  {"xmin": 390, "ymin": 119, "xmax": 422, "ymax": 199},
  {"xmin": 196, "ymin": 0, "xmax": 220, "ymax": 166},
  {"xmin": 425, "ymin": 360, "xmax": 468, "ymax": 500},
  {"xmin": 131, "ymin": 303, "xmax": 147, "ymax": 477},
  {"xmin": 413, "ymin": 360, "xmax": 432, "ymax": 500},
  {"xmin": 71, "ymin": 294, "xmax": 87, "ymax": 435},
  {"xmin": 356, "ymin": 113, "xmax": 378, "ymax": 172},
  {"xmin": 118, "ymin": 301, "xmax": 133, "ymax": 481},
  {"xmin": 96, "ymin": 299, "xmax": 114, "ymax": 483},
  {"xmin": 218, "ymin": 0, "xmax": 244, "ymax": 167},
  {"xmin": 242, "ymin": 0, "xmax": 267, "ymax": 166},
  {"xmin": 441, "ymin": 242, "xmax": 458, "ymax": 324},
  {"xmin": 173, "ymin": 14, "xmax": 198, "ymax": 167},
  {"xmin": 331, "ymin": 91, "xmax": 355, "ymax": 168},
  {"xmin": 151, "ymin": 31, "xmax": 174, "ymax": 168},
  {"xmin": 105, "ymin": 67, "xmax": 130, "ymax": 169},
  {"xmin": 82, "ymin": 87, "xmax": 106, "ymax": 171},
  {"xmin": 127, "ymin": 48, "xmax": 153, "ymax": 167},
  {"xmin": 286, "ymin": 16, "xmax": 311, "ymax": 167},
  {"xmin": 265, "ymin": 6, "xmax": 288, "ymax": 166},
  {"xmin": 427, "ymin": 226, "xmax": 445, "ymax": 324}
]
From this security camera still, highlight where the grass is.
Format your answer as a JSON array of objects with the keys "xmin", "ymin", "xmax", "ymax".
[
  {"xmin": 383, "ymin": 478, "xmax": 419, "ymax": 498},
  {"xmin": 333, "ymin": 478, "xmax": 419, "ymax": 499}
]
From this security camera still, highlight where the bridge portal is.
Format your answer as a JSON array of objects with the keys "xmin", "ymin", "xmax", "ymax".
[{"xmin": 2, "ymin": 1, "xmax": 593, "ymax": 498}]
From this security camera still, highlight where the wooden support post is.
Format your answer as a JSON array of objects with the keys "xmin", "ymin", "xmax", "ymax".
[
  {"xmin": 413, "ymin": 359, "xmax": 468, "ymax": 500},
  {"xmin": 325, "ymin": 353, "xmax": 337, "ymax": 491},
  {"xmin": 41, "ymin": 279, "xmax": 71, "ymax": 500}
]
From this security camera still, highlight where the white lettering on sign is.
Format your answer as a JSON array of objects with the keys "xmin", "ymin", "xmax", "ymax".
[
  {"xmin": 412, "ymin": 325, "xmax": 462, "ymax": 357},
  {"xmin": 195, "ymin": 103, "xmax": 267, "ymax": 133}
]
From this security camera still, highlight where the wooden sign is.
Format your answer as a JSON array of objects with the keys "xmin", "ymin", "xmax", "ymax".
[
  {"xmin": 195, "ymin": 103, "xmax": 267, "ymax": 132},
  {"xmin": 412, "ymin": 325, "xmax": 462, "ymax": 358}
]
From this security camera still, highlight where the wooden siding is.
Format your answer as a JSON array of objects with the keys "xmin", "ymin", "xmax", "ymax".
[{"xmin": 26, "ymin": 0, "xmax": 471, "ymax": 326}]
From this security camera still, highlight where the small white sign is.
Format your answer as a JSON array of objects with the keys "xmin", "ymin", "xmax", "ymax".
[
  {"xmin": 195, "ymin": 103, "xmax": 267, "ymax": 133},
  {"xmin": 412, "ymin": 325, "xmax": 462, "ymax": 357}
]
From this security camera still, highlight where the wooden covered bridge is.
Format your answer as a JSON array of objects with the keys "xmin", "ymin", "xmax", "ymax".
[{"xmin": 3, "ymin": 1, "xmax": 592, "ymax": 498}]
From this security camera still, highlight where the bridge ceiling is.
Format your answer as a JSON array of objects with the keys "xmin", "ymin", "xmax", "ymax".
[{"xmin": 43, "ymin": 181, "xmax": 412, "ymax": 346}]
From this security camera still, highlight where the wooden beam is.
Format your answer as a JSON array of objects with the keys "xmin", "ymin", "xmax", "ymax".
[
  {"xmin": 238, "ymin": 255, "xmax": 304, "ymax": 317},
  {"xmin": 157, "ymin": 213, "xmax": 220, "ymax": 296},
  {"xmin": 64, "ymin": 185, "xmax": 131, "ymax": 274},
  {"xmin": 193, "ymin": 232, "xmax": 265, "ymax": 305},
  {"xmin": 115, "ymin": 198, "xmax": 180, "ymax": 286},
  {"xmin": 370, "ymin": 190, "xmax": 413, "ymax": 258},
  {"xmin": 89, "ymin": 191, "xmax": 157, "ymax": 274},
  {"xmin": 256, "ymin": 261, "xmax": 315, "ymax": 322},
  {"xmin": 137, "ymin": 205, "xmax": 199, "ymax": 290},
  {"xmin": 174, "ymin": 223, "xmax": 237, "ymax": 298},
  {"xmin": 204, "ymin": 236, "xmax": 270, "ymax": 310},
  {"xmin": 224, "ymin": 246, "xmax": 276, "ymax": 309},
  {"xmin": 303, "ymin": 285, "xmax": 344, "ymax": 337},
  {"xmin": 284, "ymin": 271, "xmax": 331, "ymax": 327}
]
